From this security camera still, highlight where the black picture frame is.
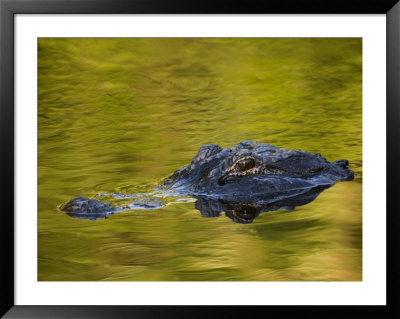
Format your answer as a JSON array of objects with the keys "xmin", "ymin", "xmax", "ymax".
[{"xmin": 1, "ymin": 0, "xmax": 399, "ymax": 318}]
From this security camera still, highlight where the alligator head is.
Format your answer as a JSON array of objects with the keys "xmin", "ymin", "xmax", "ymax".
[
  {"xmin": 58, "ymin": 141, "xmax": 354, "ymax": 223},
  {"xmin": 160, "ymin": 141, "xmax": 354, "ymax": 203}
]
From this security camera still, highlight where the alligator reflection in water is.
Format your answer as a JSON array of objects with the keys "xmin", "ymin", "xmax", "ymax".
[
  {"xmin": 195, "ymin": 185, "xmax": 330, "ymax": 224},
  {"xmin": 58, "ymin": 141, "xmax": 354, "ymax": 224},
  {"xmin": 59, "ymin": 185, "xmax": 330, "ymax": 224}
]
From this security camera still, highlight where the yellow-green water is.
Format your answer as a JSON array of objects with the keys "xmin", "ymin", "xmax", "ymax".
[{"xmin": 38, "ymin": 38, "xmax": 362, "ymax": 281}]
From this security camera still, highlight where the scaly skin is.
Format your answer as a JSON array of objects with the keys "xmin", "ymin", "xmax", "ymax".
[
  {"xmin": 159, "ymin": 141, "xmax": 354, "ymax": 202},
  {"xmin": 58, "ymin": 141, "xmax": 354, "ymax": 223}
]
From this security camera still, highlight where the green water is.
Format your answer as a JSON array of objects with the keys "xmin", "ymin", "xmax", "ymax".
[{"xmin": 38, "ymin": 38, "xmax": 362, "ymax": 281}]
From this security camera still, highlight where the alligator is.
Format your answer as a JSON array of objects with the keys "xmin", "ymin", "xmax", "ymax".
[{"xmin": 58, "ymin": 141, "xmax": 354, "ymax": 223}]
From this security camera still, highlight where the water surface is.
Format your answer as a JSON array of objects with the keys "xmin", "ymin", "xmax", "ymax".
[{"xmin": 38, "ymin": 38, "xmax": 362, "ymax": 281}]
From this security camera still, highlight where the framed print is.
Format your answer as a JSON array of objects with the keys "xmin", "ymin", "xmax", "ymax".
[{"xmin": 1, "ymin": 0, "xmax": 399, "ymax": 318}]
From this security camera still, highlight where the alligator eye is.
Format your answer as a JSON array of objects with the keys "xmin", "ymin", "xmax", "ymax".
[{"xmin": 236, "ymin": 158, "xmax": 255, "ymax": 171}]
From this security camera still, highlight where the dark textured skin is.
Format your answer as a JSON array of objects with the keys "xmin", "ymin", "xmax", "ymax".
[
  {"xmin": 58, "ymin": 141, "xmax": 354, "ymax": 223},
  {"xmin": 58, "ymin": 197, "xmax": 117, "ymax": 220},
  {"xmin": 159, "ymin": 141, "xmax": 354, "ymax": 202}
]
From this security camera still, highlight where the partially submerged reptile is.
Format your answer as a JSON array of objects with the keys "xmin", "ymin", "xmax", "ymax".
[{"xmin": 58, "ymin": 141, "xmax": 354, "ymax": 223}]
